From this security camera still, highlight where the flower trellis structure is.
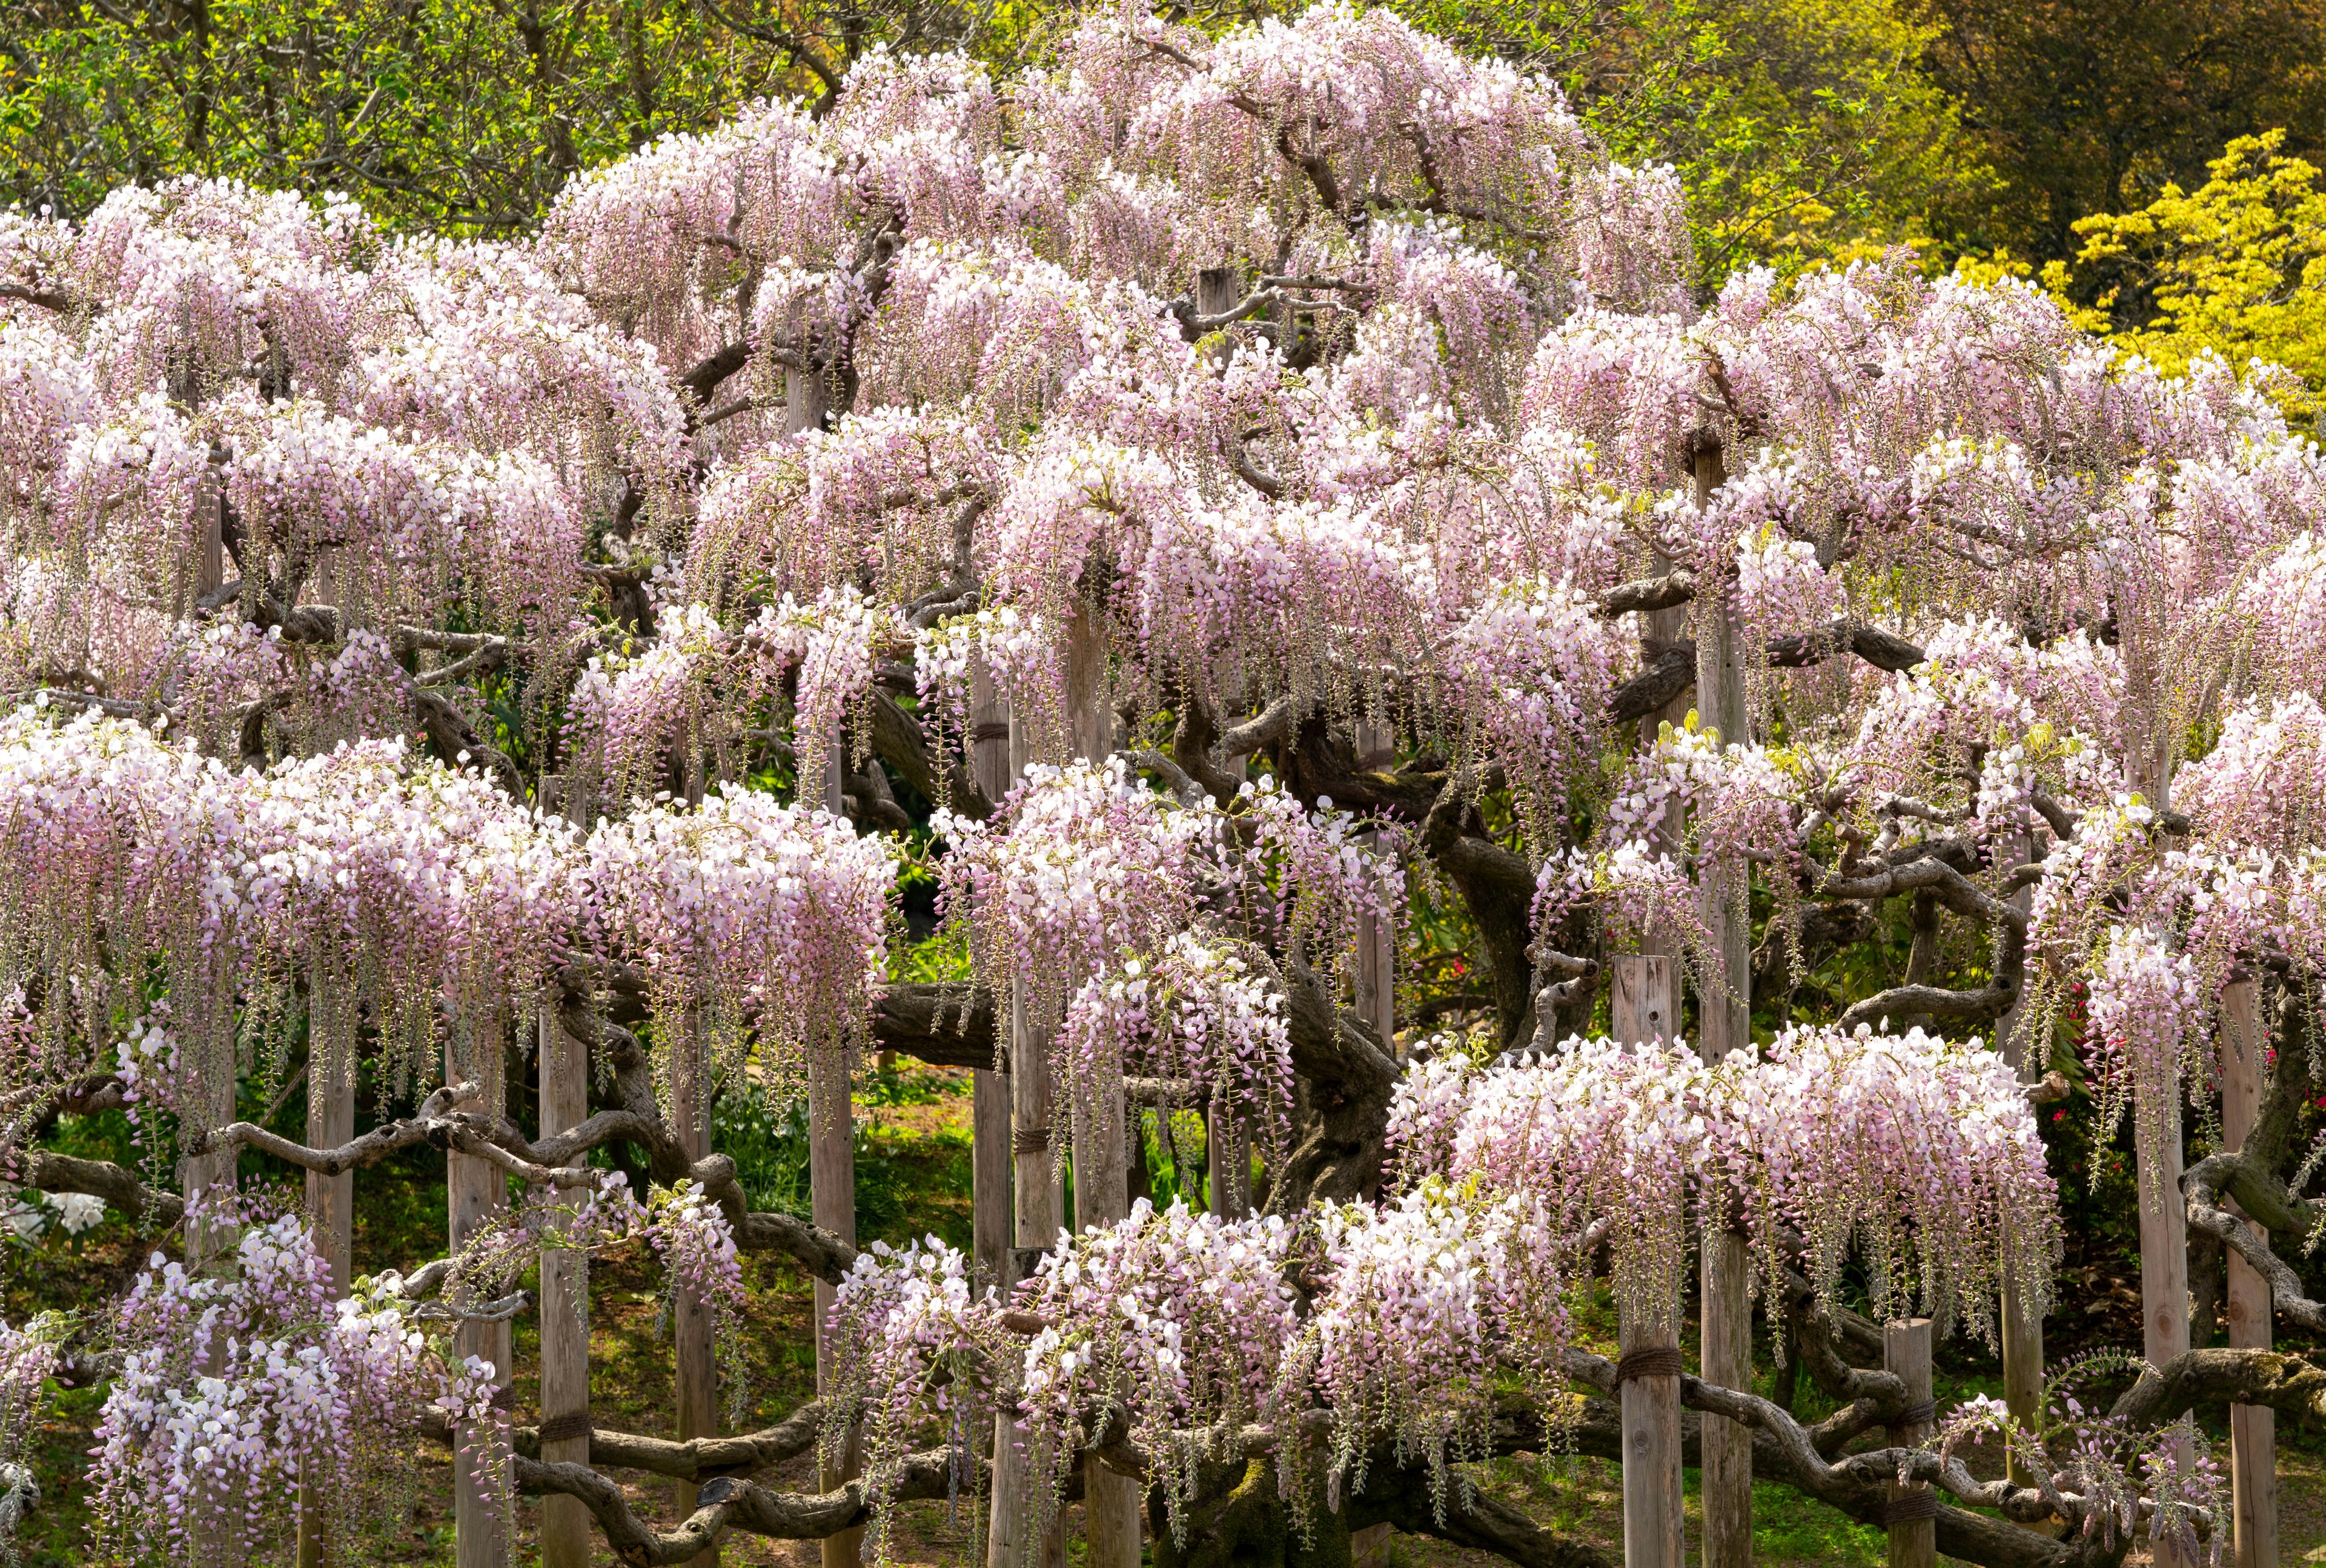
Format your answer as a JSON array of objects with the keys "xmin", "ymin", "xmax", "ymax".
[{"xmin": 0, "ymin": 3, "xmax": 2323, "ymax": 1567}]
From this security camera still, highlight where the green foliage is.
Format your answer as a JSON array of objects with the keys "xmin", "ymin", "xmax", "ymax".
[
  {"xmin": 712, "ymin": 1083, "xmax": 909, "ymax": 1239},
  {"xmin": 2072, "ymin": 131, "xmax": 2326, "ymax": 424},
  {"xmin": 0, "ymin": 0, "xmax": 966, "ymax": 226},
  {"xmin": 1909, "ymin": 0, "xmax": 2326, "ymax": 264},
  {"xmin": 1377, "ymin": 0, "xmax": 1982, "ymax": 284}
]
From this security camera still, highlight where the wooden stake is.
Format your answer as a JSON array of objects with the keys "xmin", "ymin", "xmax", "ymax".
[
  {"xmin": 969, "ymin": 667, "xmax": 1014, "ymax": 1305},
  {"xmin": 989, "ymin": 698, "xmax": 1065, "ymax": 1568},
  {"xmin": 538, "ymin": 1004, "xmax": 594, "ymax": 1568},
  {"xmin": 179, "ymin": 986, "xmax": 242, "ymax": 1558},
  {"xmin": 1691, "ymin": 440, "xmax": 1753, "ymax": 1568},
  {"xmin": 1347, "ymin": 716, "xmax": 1399, "ymax": 1568},
  {"xmin": 1611, "ymin": 956, "xmax": 1684, "ymax": 1568},
  {"xmin": 300, "ymin": 961, "xmax": 355, "ymax": 1567},
  {"xmin": 1883, "ymin": 1319, "xmax": 1935, "ymax": 1568},
  {"xmin": 1352, "ymin": 718, "xmax": 1397, "ymax": 1051},
  {"xmin": 2222, "ymin": 978, "xmax": 2276, "ymax": 1568},
  {"xmin": 1062, "ymin": 606, "xmax": 1139, "ymax": 1568},
  {"xmin": 449, "ymin": 1011, "xmax": 512, "ymax": 1568},
  {"xmin": 813, "ymin": 738, "xmax": 864, "ymax": 1568},
  {"xmin": 1992, "ymin": 830, "xmax": 2047, "ymax": 1501},
  {"xmin": 2129, "ymin": 746, "xmax": 2196, "ymax": 1568}
]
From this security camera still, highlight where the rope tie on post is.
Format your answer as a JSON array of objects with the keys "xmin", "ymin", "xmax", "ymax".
[
  {"xmin": 537, "ymin": 1413, "xmax": 593, "ymax": 1445},
  {"xmin": 1881, "ymin": 1490, "xmax": 1939, "ymax": 1526},
  {"xmin": 1614, "ymin": 1346, "xmax": 1685, "ymax": 1384}
]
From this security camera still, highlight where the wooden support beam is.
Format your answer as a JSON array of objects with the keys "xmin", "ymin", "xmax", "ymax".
[
  {"xmin": 2222, "ymin": 978, "xmax": 2276, "ymax": 1568},
  {"xmin": 1062, "ymin": 606, "xmax": 1140, "ymax": 1568},
  {"xmin": 300, "ymin": 960, "xmax": 355, "ymax": 1568},
  {"xmin": 1993, "ymin": 832, "xmax": 2047, "ymax": 1500},
  {"xmin": 538, "ymin": 1002, "xmax": 594, "ymax": 1568},
  {"xmin": 1690, "ymin": 440, "xmax": 1753, "ymax": 1568},
  {"xmin": 989, "ymin": 683, "xmax": 1069, "ymax": 1568},
  {"xmin": 2130, "ymin": 744, "xmax": 2196, "ymax": 1568},
  {"xmin": 1610, "ymin": 956, "xmax": 1684, "ymax": 1568},
  {"xmin": 1884, "ymin": 1319, "xmax": 1935, "ymax": 1568},
  {"xmin": 814, "ymin": 738, "xmax": 863, "ymax": 1568},
  {"xmin": 451, "ymin": 1010, "xmax": 512, "ymax": 1568}
]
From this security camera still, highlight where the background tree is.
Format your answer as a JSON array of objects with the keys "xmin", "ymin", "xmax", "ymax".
[{"xmin": 1910, "ymin": 0, "xmax": 2326, "ymax": 262}]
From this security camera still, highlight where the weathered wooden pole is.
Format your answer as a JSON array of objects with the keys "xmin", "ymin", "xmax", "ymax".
[
  {"xmin": 1207, "ymin": 723, "xmax": 1253, "ymax": 1222},
  {"xmin": 1691, "ymin": 437, "xmax": 1754, "ymax": 1568},
  {"xmin": 1993, "ymin": 829, "xmax": 2047, "ymax": 1497},
  {"xmin": 538, "ymin": 1002, "xmax": 595, "ymax": 1568},
  {"xmin": 812, "ymin": 735, "xmax": 865, "ymax": 1568},
  {"xmin": 989, "ymin": 687, "xmax": 1070, "ymax": 1568},
  {"xmin": 184, "ymin": 988, "xmax": 242, "ymax": 1561},
  {"xmin": 1883, "ymin": 1319, "xmax": 1936, "ymax": 1568},
  {"xmin": 777, "ymin": 340, "xmax": 867, "ymax": 1568},
  {"xmin": 1611, "ymin": 956, "xmax": 1685, "ymax": 1568},
  {"xmin": 2221, "ymin": 978, "xmax": 2276, "ymax": 1568},
  {"xmin": 1348, "ymin": 719, "xmax": 1400, "ymax": 1568},
  {"xmin": 1059, "ymin": 606, "xmax": 1140, "ymax": 1568},
  {"xmin": 663, "ymin": 1010, "xmax": 721, "ymax": 1568},
  {"xmin": 2129, "ymin": 734, "xmax": 2196, "ymax": 1568},
  {"xmin": 299, "ymin": 961, "xmax": 356, "ymax": 1568},
  {"xmin": 969, "ymin": 667, "xmax": 1015, "ymax": 1302},
  {"xmin": 449, "ymin": 1010, "xmax": 512, "ymax": 1568},
  {"xmin": 1352, "ymin": 718, "xmax": 1398, "ymax": 1051}
]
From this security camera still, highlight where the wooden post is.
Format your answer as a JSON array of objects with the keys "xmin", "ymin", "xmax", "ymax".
[
  {"xmin": 1061, "ymin": 606, "xmax": 1139, "ymax": 1568},
  {"xmin": 300, "ymin": 961, "xmax": 356, "ymax": 1567},
  {"xmin": 1611, "ymin": 956, "xmax": 1684, "ymax": 1568},
  {"xmin": 1352, "ymin": 719, "xmax": 1397, "ymax": 1051},
  {"xmin": 538, "ymin": 1004, "xmax": 594, "ymax": 1568},
  {"xmin": 1691, "ymin": 439, "xmax": 1753, "ymax": 1568},
  {"xmin": 2222, "ymin": 979, "xmax": 2276, "ymax": 1568},
  {"xmin": 1208, "ymin": 731, "xmax": 1252, "ymax": 1223},
  {"xmin": 1194, "ymin": 265, "xmax": 1241, "ymax": 372},
  {"xmin": 1883, "ymin": 1320, "xmax": 1935, "ymax": 1568},
  {"xmin": 449, "ymin": 1011, "xmax": 512, "ymax": 1568},
  {"xmin": 969, "ymin": 667, "xmax": 1014, "ymax": 1303},
  {"xmin": 813, "ymin": 741, "xmax": 864, "ymax": 1568},
  {"xmin": 183, "ymin": 993, "xmax": 240, "ymax": 1561},
  {"xmin": 672, "ymin": 730, "xmax": 718, "ymax": 1566},
  {"xmin": 987, "ymin": 975, "xmax": 1067, "ymax": 1568},
  {"xmin": 1348, "ymin": 729, "xmax": 1398, "ymax": 1568},
  {"xmin": 1993, "ymin": 829, "xmax": 2048, "ymax": 1497},
  {"xmin": 2129, "ymin": 744, "xmax": 2196, "ymax": 1568}
]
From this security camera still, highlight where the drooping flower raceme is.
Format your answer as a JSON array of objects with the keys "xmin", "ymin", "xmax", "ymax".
[{"xmin": 88, "ymin": 1200, "xmax": 459, "ymax": 1566}]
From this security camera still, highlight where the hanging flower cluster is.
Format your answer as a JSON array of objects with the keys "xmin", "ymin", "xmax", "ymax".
[
  {"xmin": 88, "ymin": 1199, "xmax": 459, "ymax": 1564},
  {"xmin": 1391, "ymin": 1027, "xmax": 2058, "ymax": 1345},
  {"xmin": 585, "ymin": 789, "xmax": 897, "ymax": 1105},
  {"xmin": 644, "ymin": 1181, "xmax": 753, "ymax": 1422},
  {"xmin": 1707, "ymin": 1024, "xmax": 2059, "ymax": 1341},
  {"xmin": 0, "ymin": 1314, "xmax": 62, "ymax": 1558},
  {"xmin": 1056, "ymin": 933, "xmax": 1296, "ymax": 1176}
]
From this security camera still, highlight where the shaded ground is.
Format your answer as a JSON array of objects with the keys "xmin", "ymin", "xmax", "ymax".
[{"xmin": 8, "ymin": 1064, "xmax": 2323, "ymax": 1566}]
